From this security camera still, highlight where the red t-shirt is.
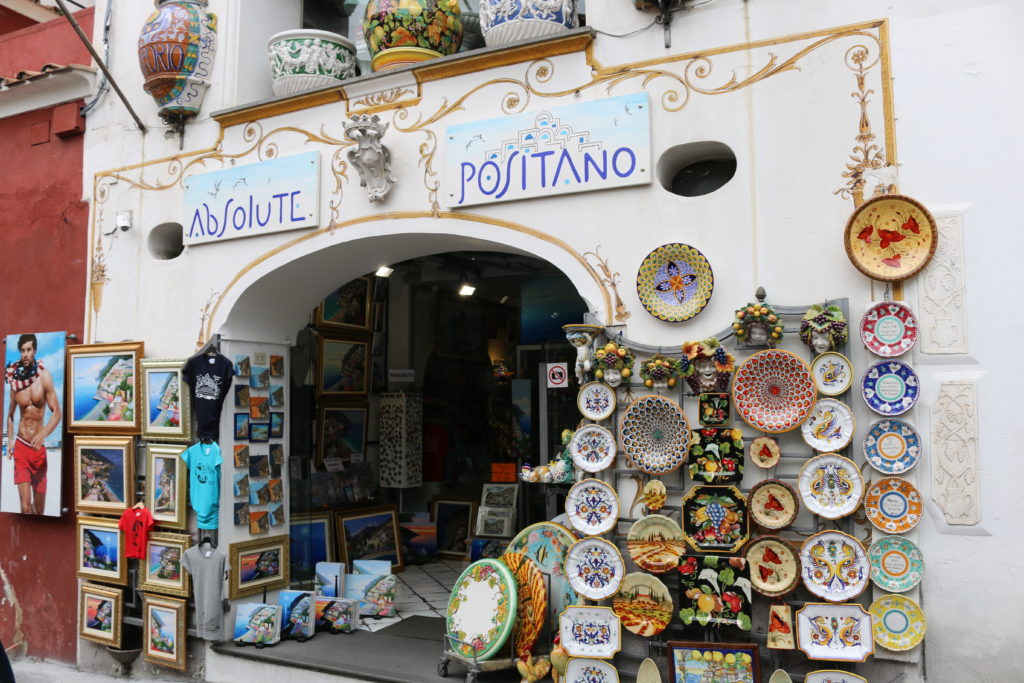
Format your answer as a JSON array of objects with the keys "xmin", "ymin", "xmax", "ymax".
[{"xmin": 119, "ymin": 507, "xmax": 155, "ymax": 559}]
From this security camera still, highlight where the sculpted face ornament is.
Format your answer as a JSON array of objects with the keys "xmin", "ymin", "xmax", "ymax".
[
  {"xmin": 733, "ymin": 289, "xmax": 784, "ymax": 348},
  {"xmin": 681, "ymin": 338, "xmax": 734, "ymax": 395},
  {"xmin": 800, "ymin": 304, "xmax": 849, "ymax": 355},
  {"xmin": 344, "ymin": 114, "xmax": 396, "ymax": 202}
]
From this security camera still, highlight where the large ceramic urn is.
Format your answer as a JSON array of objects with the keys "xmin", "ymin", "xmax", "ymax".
[
  {"xmin": 137, "ymin": 0, "xmax": 218, "ymax": 122},
  {"xmin": 363, "ymin": 0, "xmax": 463, "ymax": 72},
  {"xmin": 267, "ymin": 29, "xmax": 358, "ymax": 96},
  {"xmin": 479, "ymin": 0, "xmax": 577, "ymax": 47}
]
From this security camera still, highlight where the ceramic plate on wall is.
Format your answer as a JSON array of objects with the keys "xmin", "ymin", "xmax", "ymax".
[
  {"xmin": 445, "ymin": 559, "xmax": 518, "ymax": 661},
  {"xmin": 798, "ymin": 453, "xmax": 864, "ymax": 519},
  {"xmin": 796, "ymin": 602, "xmax": 875, "ymax": 662},
  {"xmin": 869, "ymin": 594, "xmax": 926, "ymax": 651},
  {"xmin": 863, "ymin": 418, "xmax": 921, "ymax": 475},
  {"xmin": 843, "ymin": 194, "xmax": 937, "ymax": 282},
  {"xmin": 578, "ymin": 382, "xmax": 616, "ymax": 421},
  {"xmin": 806, "ymin": 671, "xmax": 868, "ymax": 683},
  {"xmin": 626, "ymin": 514, "xmax": 685, "ymax": 574},
  {"xmin": 860, "ymin": 301, "xmax": 919, "ymax": 357},
  {"xmin": 566, "ymin": 537, "xmax": 624, "ymax": 600},
  {"xmin": 681, "ymin": 485, "xmax": 749, "ymax": 553},
  {"xmin": 559, "ymin": 605, "xmax": 621, "ymax": 659},
  {"xmin": 750, "ymin": 436, "xmax": 781, "ymax": 468},
  {"xmin": 733, "ymin": 350, "xmax": 816, "ymax": 433},
  {"xmin": 868, "ymin": 535, "xmax": 924, "ymax": 593},
  {"xmin": 861, "ymin": 360, "xmax": 920, "ymax": 416},
  {"xmin": 635, "ymin": 243, "xmax": 714, "ymax": 322},
  {"xmin": 811, "ymin": 352, "xmax": 853, "ymax": 396},
  {"xmin": 768, "ymin": 671, "xmax": 794, "ymax": 683},
  {"xmin": 799, "ymin": 530, "xmax": 869, "ymax": 602},
  {"xmin": 506, "ymin": 522, "xmax": 580, "ymax": 621},
  {"xmin": 565, "ymin": 479, "xmax": 619, "ymax": 536},
  {"xmin": 801, "ymin": 398, "xmax": 856, "ymax": 452},
  {"xmin": 745, "ymin": 536, "xmax": 800, "ymax": 597},
  {"xmin": 565, "ymin": 657, "xmax": 620, "ymax": 683},
  {"xmin": 499, "ymin": 552, "xmax": 548, "ymax": 656},
  {"xmin": 612, "ymin": 572, "xmax": 672, "ymax": 637},
  {"xmin": 749, "ymin": 479, "xmax": 799, "ymax": 530},
  {"xmin": 619, "ymin": 395, "xmax": 691, "ymax": 475},
  {"xmin": 569, "ymin": 424, "xmax": 617, "ymax": 473},
  {"xmin": 642, "ymin": 479, "xmax": 667, "ymax": 513},
  {"xmin": 864, "ymin": 477, "xmax": 924, "ymax": 534}
]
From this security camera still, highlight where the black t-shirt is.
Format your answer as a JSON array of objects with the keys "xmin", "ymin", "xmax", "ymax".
[{"xmin": 182, "ymin": 353, "xmax": 235, "ymax": 440}]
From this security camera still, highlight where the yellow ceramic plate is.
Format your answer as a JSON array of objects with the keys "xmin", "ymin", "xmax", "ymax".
[
  {"xmin": 745, "ymin": 535, "xmax": 800, "ymax": 597},
  {"xmin": 869, "ymin": 593, "xmax": 926, "ymax": 651},
  {"xmin": 749, "ymin": 479, "xmax": 799, "ymax": 530},
  {"xmin": 844, "ymin": 194, "xmax": 937, "ymax": 281},
  {"xmin": 635, "ymin": 243, "xmax": 714, "ymax": 322}
]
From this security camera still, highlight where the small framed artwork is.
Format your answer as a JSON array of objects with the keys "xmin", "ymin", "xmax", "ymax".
[
  {"xmin": 480, "ymin": 483, "xmax": 519, "ymax": 508},
  {"xmin": 76, "ymin": 515, "xmax": 127, "ymax": 585},
  {"xmin": 233, "ymin": 444, "xmax": 250, "ymax": 468},
  {"xmin": 143, "ymin": 593, "xmax": 187, "ymax": 671},
  {"xmin": 79, "ymin": 583, "xmax": 122, "ymax": 647},
  {"xmin": 74, "ymin": 435, "xmax": 134, "ymax": 515},
  {"xmin": 317, "ymin": 404, "xmax": 367, "ymax": 465},
  {"xmin": 270, "ymin": 384, "xmax": 285, "ymax": 407},
  {"xmin": 139, "ymin": 532, "xmax": 192, "ymax": 597},
  {"xmin": 252, "ymin": 352, "xmax": 268, "ymax": 367},
  {"xmin": 269, "ymin": 503, "xmax": 285, "ymax": 526},
  {"xmin": 235, "ymin": 355, "xmax": 251, "ymax": 377},
  {"xmin": 249, "ymin": 455, "xmax": 270, "ymax": 478},
  {"xmin": 270, "ymin": 412, "xmax": 284, "ymax": 438},
  {"xmin": 316, "ymin": 277, "xmax": 372, "ymax": 331},
  {"xmin": 335, "ymin": 506, "xmax": 403, "ymax": 570},
  {"xmin": 234, "ymin": 384, "xmax": 250, "ymax": 409},
  {"xmin": 250, "ymin": 366, "xmax": 270, "ymax": 389},
  {"xmin": 250, "ymin": 510, "xmax": 270, "ymax": 534},
  {"xmin": 268, "ymin": 479, "xmax": 283, "ymax": 502},
  {"xmin": 146, "ymin": 443, "xmax": 187, "ymax": 530},
  {"xmin": 234, "ymin": 413, "xmax": 250, "ymax": 441},
  {"xmin": 140, "ymin": 359, "xmax": 192, "ymax": 442},
  {"xmin": 249, "ymin": 479, "xmax": 270, "ymax": 505},
  {"xmin": 290, "ymin": 513, "xmax": 335, "ymax": 582},
  {"xmin": 234, "ymin": 502, "xmax": 250, "ymax": 526},
  {"xmin": 270, "ymin": 444, "xmax": 285, "ymax": 464},
  {"xmin": 250, "ymin": 422, "xmax": 270, "ymax": 442},
  {"xmin": 270, "ymin": 355, "xmax": 285, "ymax": 377},
  {"xmin": 67, "ymin": 341, "xmax": 144, "ymax": 434},
  {"xmin": 249, "ymin": 396, "xmax": 269, "ymax": 420},
  {"xmin": 317, "ymin": 337, "xmax": 369, "ymax": 396},
  {"xmin": 432, "ymin": 497, "xmax": 477, "ymax": 559},
  {"xmin": 233, "ymin": 473, "xmax": 250, "ymax": 498},
  {"xmin": 667, "ymin": 641, "xmax": 761, "ymax": 683},
  {"xmin": 229, "ymin": 535, "xmax": 290, "ymax": 599},
  {"xmin": 698, "ymin": 393, "xmax": 731, "ymax": 427},
  {"xmin": 475, "ymin": 510, "xmax": 514, "ymax": 538}
]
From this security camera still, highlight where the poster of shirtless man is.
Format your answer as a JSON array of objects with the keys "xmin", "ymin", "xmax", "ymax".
[{"xmin": 2, "ymin": 332, "xmax": 64, "ymax": 516}]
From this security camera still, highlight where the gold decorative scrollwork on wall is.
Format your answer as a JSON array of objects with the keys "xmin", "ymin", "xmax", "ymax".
[
  {"xmin": 584, "ymin": 246, "xmax": 631, "ymax": 324},
  {"xmin": 834, "ymin": 44, "xmax": 890, "ymax": 206}
]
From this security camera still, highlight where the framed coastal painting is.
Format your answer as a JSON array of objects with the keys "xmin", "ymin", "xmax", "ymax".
[
  {"xmin": 290, "ymin": 513, "xmax": 335, "ymax": 583},
  {"xmin": 335, "ymin": 506, "xmax": 403, "ymax": 570},
  {"xmin": 667, "ymin": 641, "xmax": 761, "ymax": 683},
  {"xmin": 146, "ymin": 444, "xmax": 187, "ymax": 530},
  {"xmin": 316, "ymin": 404, "xmax": 367, "ymax": 465},
  {"xmin": 79, "ymin": 583, "xmax": 123, "ymax": 647},
  {"xmin": 316, "ymin": 277, "xmax": 372, "ymax": 332},
  {"xmin": 143, "ymin": 593, "xmax": 187, "ymax": 671},
  {"xmin": 138, "ymin": 532, "xmax": 192, "ymax": 597},
  {"xmin": 140, "ymin": 359, "xmax": 191, "ymax": 442},
  {"xmin": 317, "ymin": 337, "xmax": 368, "ymax": 396},
  {"xmin": 67, "ymin": 341, "xmax": 143, "ymax": 434},
  {"xmin": 74, "ymin": 435, "xmax": 134, "ymax": 515},
  {"xmin": 76, "ymin": 515, "xmax": 127, "ymax": 585},
  {"xmin": 432, "ymin": 497, "xmax": 476, "ymax": 559},
  {"xmin": 229, "ymin": 535, "xmax": 290, "ymax": 599}
]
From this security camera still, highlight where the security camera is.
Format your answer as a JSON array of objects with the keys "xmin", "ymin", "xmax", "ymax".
[{"xmin": 115, "ymin": 211, "xmax": 132, "ymax": 232}]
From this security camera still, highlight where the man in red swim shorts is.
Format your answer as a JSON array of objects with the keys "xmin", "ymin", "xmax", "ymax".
[{"xmin": 5, "ymin": 334, "xmax": 61, "ymax": 514}]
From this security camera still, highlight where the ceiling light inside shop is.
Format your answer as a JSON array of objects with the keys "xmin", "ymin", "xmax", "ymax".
[
  {"xmin": 459, "ymin": 283, "xmax": 476, "ymax": 296},
  {"xmin": 375, "ymin": 266, "xmax": 394, "ymax": 277}
]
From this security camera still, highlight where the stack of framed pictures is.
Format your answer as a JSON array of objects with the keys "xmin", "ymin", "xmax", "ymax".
[{"xmin": 474, "ymin": 483, "xmax": 519, "ymax": 539}]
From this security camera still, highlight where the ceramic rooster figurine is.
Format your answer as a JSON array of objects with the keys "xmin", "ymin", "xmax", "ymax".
[
  {"xmin": 550, "ymin": 635, "xmax": 569, "ymax": 683},
  {"xmin": 516, "ymin": 653, "xmax": 551, "ymax": 683}
]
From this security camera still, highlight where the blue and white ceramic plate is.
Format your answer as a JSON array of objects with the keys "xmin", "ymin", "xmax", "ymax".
[
  {"xmin": 863, "ymin": 419, "xmax": 922, "ymax": 475},
  {"xmin": 566, "ymin": 657, "xmax": 620, "ymax": 683},
  {"xmin": 565, "ymin": 479, "xmax": 619, "ymax": 536},
  {"xmin": 578, "ymin": 382, "xmax": 616, "ymax": 421},
  {"xmin": 569, "ymin": 424, "xmax": 617, "ymax": 473},
  {"xmin": 566, "ymin": 537, "xmax": 624, "ymax": 600},
  {"xmin": 559, "ymin": 606, "xmax": 621, "ymax": 659},
  {"xmin": 861, "ymin": 360, "xmax": 920, "ymax": 416}
]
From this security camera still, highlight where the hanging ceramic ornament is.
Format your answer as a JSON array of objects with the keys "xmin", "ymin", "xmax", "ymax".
[
  {"xmin": 806, "ymin": 672, "xmax": 867, "ymax": 683},
  {"xmin": 796, "ymin": 602, "xmax": 875, "ymax": 662},
  {"xmin": 748, "ymin": 480, "xmax": 799, "ymax": 530},
  {"xmin": 558, "ymin": 605, "xmax": 621, "ymax": 659},
  {"xmin": 565, "ymin": 537, "xmax": 624, "ymax": 600},
  {"xmin": 642, "ymin": 479, "xmax": 666, "ymax": 513},
  {"xmin": 565, "ymin": 479, "xmax": 619, "ymax": 536},
  {"xmin": 698, "ymin": 393, "xmax": 731, "ymax": 426},
  {"xmin": 732, "ymin": 298, "xmax": 784, "ymax": 347},
  {"xmin": 745, "ymin": 536, "xmax": 800, "ymax": 598},
  {"xmin": 578, "ymin": 382, "xmax": 616, "ymax": 421},
  {"xmin": 868, "ymin": 535, "xmax": 924, "ymax": 592},
  {"xmin": 636, "ymin": 658, "xmax": 662, "ymax": 683},
  {"xmin": 564, "ymin": 657, "xmax": 620, "ymax": 683},
  {"xmin": 638, "ymin": 354, "xmax": 683, "ymax": 391},
  {"xmin": 619, "ymin": 395, "xmax": 691, "ymax": 475},
  {"xmin": 749, "ymin": 436, "xmax": 781, "ymax": 468},
  {"xmin": 768, "ymin": 671, "xmax": 794, "ymax": 683},
  {"xmin": 499, "ymin": 552, "xmax": 547, "ymax": 656},
  {"xmin": 800, "ymin": 530, "xmax": 870, "ymax": 602},
  {"xmin": 680, "ymin": 337, "xmax": 734, "ymax": 394},
  {"xmin": 626, "ymin": 514, "xmax": 685, "ymax": 573},
  {"xmin": 863, "ymin": 477, "xmax": 924, "ymax": 534},
  {"xmin": 800, "ymin": 399, "xmax": 856, "ymax": 452},
  {"xmin": 568, "ymin": 424, "xmax": 617, "ymax": 473},
  {"xmin": 766, "ymin": 603, "xmax": 795, "ymax": 650},
  {"xmin": 810, "ymin": 352, "xmax": 854, "ymax": 396},
  {"xmin": 593, "ymin": 340, "xmax": 635, "ymax": 388},
  {"xmin": 681, "ymin": 485, "xmax": 749, "ymax": 554},
  {"xmin": 688, "ymin": 427, "xmax": 744, "ymax": 485},
  {"xmin": 843, "ymin": 194, "xmax": 937, "ymax": 281},
  {"xmin": 732, "ymin": 350, "xmax": 815, "ymax": 433},
  {"xmin": 799, "ymin": 304, "xmax": 849, "ymax": 355},
  {"xmin": 860, "ymin": 301, "xmax": 919, "ymax": 357},
  {"xmin": 863, "ymin": 418, "xmax": 922, "ymax": 475},
  {"xmin": 869, "ymin": 594, "xmax": 926, "ymax": 651},
  {"xmin": 677, "ymin": 555, "xmax": 752, "ymax": 631}
]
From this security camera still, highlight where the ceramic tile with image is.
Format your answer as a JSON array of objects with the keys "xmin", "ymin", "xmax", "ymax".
[
  {"xmin": 249, "ymin": 421, "xmax": 270, "ymax": 442},
  {"xmin": 677, "ymin": 555, "xmax": 752, "ymax": 631},
  {"xmin": 146, "ymin": 443, "xmax": 187, "ymax": 530},
  {"xmin": 315, "ymin": 597, "xmax": 359, "ymax": 632},
  {"xmin": 270, "ymin": 412, "xmax": 284, "ymax": 438},
  {"xmin": 143, "ymin": 593, "xmax": 187, "ymax": 670},
  {"xmin": 682, "ymin": 485, "xmax": 749, "ymax": 553},
  {"xmin": 78, "ymin": 583, "xmax": 122, "ymax": 647},
  {"xmin": 270, "ymin": 384, "xmax": 284, "ymax": 407},
  {"xmin": 268, "ymin": 478, "xmax": 283, "ymax": 502},
  {"xmin": 317, "ymin": 337, "xmax": 369, "ymax": 396},
  {"xmin": 432, "ymin": 497, "xmax": 477, "ymax": 559},
  {"xmin": 316, "ymin": 276, "xmax": 372, "ymax": 331},
  {"xmin": 315, "ymin": 561, "xmax": 346, "ymax": 597},
  {"xmin": 269, "ymin": 503, "xmax": 285, "ymax": 526},
  {"xmin": 335, "ymin": 505, "xmax": 403, "ymax": 569},
  {"xmin": 249, "ymin": 396, "xmax": 269, "ymax": 420},
  {"xmin": 249, "ymin": 479, "xmax": 270, "ymax": 505},
  {"xmin": 234, "ymin": 502, "xmax": 250, "ymax": 526},
  {"xmin": 689, "ymin": 427, "xmax": 744, "ymax": 484},
  {"xmin": 234, "ymin": 413, "xmax": 250, "ymax": 441},
  {"xmin": 270, "ymin": 355, "xmax": 285, "ymax": 377},
  {"xmin": 234, "ymin": 355, "xmax": 251, "ymax": 376},
  {"xmin": 74, "ymin": 435, "xmax": 134, "ymax": 515},
  {"xmin": 470, "ymin": 538, "xmax": 508, "ymax": 561},
  {"xmin": 233, "ymin": 603, "xmax": 282, "ymax": 645},
  {"xmin": 249, "ymin": 366, "xmax": 270, "ymax": 389},
  {"xmin": 140, "ymin": 359, "xmax": 192, "ymax": 442},
  {"xmin": 480, "ymin": 483, "xmax": 519, "ymax": 508},
  {"xmin": 252, "ymin": 352, "xmax": 268, "ymax": 367},
  {"xmin": 667, "ymin": 641, "xmax": 760, "ymax": 683},
  {"xmin": 290, "ymin": 513, "xmax": 335, "ymax": 582},
  {"xmin": 316, "ymin": 404, "xmax": 367, "ymax": 465},
  {"xmin": 270, "ymin": 443, "xmax": 285, "ymax": 464},
  {"xmin": 229, "ymin": 535, "xmax": 290, "ymax": 598},
  {"xmin": 138, "ymin": 532, "xmax": 192, "ymax": 597},
  {"xmin": 250, "ymin": 510, "xmax": 270, "ymax": 534},
  {"xmin": 249, "ymin": 455, "xmax": 269, "ymax": 478},
  {"xmin": 278, "ymin": 591, "xmax": 315, "ymax": 639},
  {"xmin": 232, "ymin": 473, "xmax": 250, "ymax": 498},
  {"xmin": 271, "ymin": 462, "xmax": 284, "ymax": 478},
  {"xmin": 233, "ymin": 444, "xmax": 250, "ymax": 467},
  {"xmin": 698, "ymin": 392, "xmax": 731, "ymax": 426},
  {"xmin": 234, "ymin": 384, "xmax": 250, "ymax": 409},
  {"xmin": 476, "ymin": 512, "xmax": 514, "ymax": 538},
  {"xmin": 67, "ymin": 341, "xmax": 144, "ymax": 434}
]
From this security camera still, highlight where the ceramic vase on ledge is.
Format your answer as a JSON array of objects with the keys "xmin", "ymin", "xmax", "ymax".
[
  {"xmin": 479, "ymin": 0, "xmax": 578, "ymax": 47},
  {"xmin": 363, "ymin": 0, "xmax": 463, "ymax": 72},
  {"xmin": 267, "ymin": 29, "xmax": 358, "ymax": 96}
]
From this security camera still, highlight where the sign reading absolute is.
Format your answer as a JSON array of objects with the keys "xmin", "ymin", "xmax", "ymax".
[
  {"xmin": 445, "ymin": 93, "xmax": 651, "ymax": 208},
  {"xmin": 183, "ymin": 151, "xmax": 320, "ymax": 245},
  {"xmin": 547, "ymin": 363, "xmax": 568, "ymax": 389}
]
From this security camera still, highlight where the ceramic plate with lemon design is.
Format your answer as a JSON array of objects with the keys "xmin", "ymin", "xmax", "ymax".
[{"xmin": 636, "ymin": 243, "xmax": 714, "ymax": 322}]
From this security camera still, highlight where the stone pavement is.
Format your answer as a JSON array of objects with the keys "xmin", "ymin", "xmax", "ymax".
[{"xmin": 11, "ymin": 658, "xmax": 171, "ymax": 683}]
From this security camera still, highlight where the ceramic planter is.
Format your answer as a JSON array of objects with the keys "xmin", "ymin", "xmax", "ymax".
[
  {"xmin": 479, "ymin": 0, "xmax": 578, "ymax": 47},
  {"xmin": 267, "ymin": 29, "xmax": 358, "ymax": 97},
  {"xmin": 363, "ymin": 0, "xmax": 463, "ymax": 72}
]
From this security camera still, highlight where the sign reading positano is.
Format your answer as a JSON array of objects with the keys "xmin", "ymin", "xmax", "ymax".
[
  {"xmin": 444, "ymin": 93, "xmax": 651, "ymax": 208},
  {"xmin": 183, "ymin": 151, "xmax": 320, "ymax": 245}
]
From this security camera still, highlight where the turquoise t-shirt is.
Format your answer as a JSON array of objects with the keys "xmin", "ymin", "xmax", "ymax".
[{"xmin": 181, "ymin": 442, "xmax": 222, "ymax": 530}]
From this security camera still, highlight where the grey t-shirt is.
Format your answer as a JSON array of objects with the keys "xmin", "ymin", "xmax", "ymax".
[{"xmin": 182, "ymin": 544, "xmax": 230, "ymax": 640}]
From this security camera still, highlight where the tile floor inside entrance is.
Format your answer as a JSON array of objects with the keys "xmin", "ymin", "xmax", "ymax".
[{"xmin": 361, "ymin": 559, "xmax": 467, "ymax": 631}]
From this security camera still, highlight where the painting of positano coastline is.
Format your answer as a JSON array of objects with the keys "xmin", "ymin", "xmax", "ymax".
[{"xmin": 68, "ymin": 343, "xmax": 143, "ymax": 434}]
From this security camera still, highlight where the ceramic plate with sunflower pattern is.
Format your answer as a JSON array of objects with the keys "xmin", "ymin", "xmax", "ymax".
[{"xmin": 636, "ymin": 243, "xmax": 714, "ymax": 322}]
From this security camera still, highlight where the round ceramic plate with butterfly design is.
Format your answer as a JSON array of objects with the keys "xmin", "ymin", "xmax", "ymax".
[
  {"xmin": 801, "ymin": 398, "xmax": 856, "ymax": 452},
  {"xmin": 619, "ymin": 395, "xmax": 691, "ymax": 475},
  {"xmin": 745, "ymin": 536, "xmax": 800, "ymax": 597},
  {"xmin": 733, "ymin": 350, "xmax": 816, "ymax": 433},
  {"xmin": 569, "ymin": 424, "xmax": 617, "ymax": 473},
  {"xmin": 749, "ymin": 479, "xmax": 799, "ymax": 530},
  {"xmin": 750, "ymin": 436, "xmax": 781, "ymax": 468},
  {"xmin": 843, "ymin": 193, "xmax": 937, "ymax": 282},
  {"xmin": 868, "ymin": 535, "xmax": 924, "ymax": 592},
  {"xmin": 864, "ymin": 477, "xmax": 924, "ymax": 534},
  {"xmin": 811, "ymin": 352, "xmax": 854, "ymax": 396},
  {"xmin": 860, "ymin": 301, "xmax": 919, "ymax": 357},
  {"xmin": 566, "ymin": 536, "xmax": 625, "ymax": 600},
  {"xmin": 869, "ymin": 594, "xmax": 926, "ymax": 651},
  {"xmin": 863, "ymin": 418, "xmax": 922, "ymax": 475},
  {"xmin": 578, "ymin": 382, "xmax": 616, "ymax": 421},
  {"xmin": 635, "ymin": 243, "xmax": 714, "ymax": 322},
  {"xmin": 798, "ymin": 453, "xmax": 864, "ymax": 519},
  {"xmin": 861, "ymin": 360, "xmax": 920, "ymax": 416},
  {"xmin": 565, "ymin": 479, "xmax": 619, "ymax": 536}
]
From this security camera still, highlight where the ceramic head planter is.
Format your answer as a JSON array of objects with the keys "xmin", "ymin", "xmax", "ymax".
[
  {"xmin": 594, "ymin": 341, "xmax": 635, "ymax": 388},
  {"xmin": 562, "ymin": 324, "xmax": 602, "ymax": 385},
  {"xmin": 344, "ymin": 114, "xmax": 396, "ymax": 203},
  {"xmin": 733, "ymin": 300, "xmax": 784, "ymax": 347},
  {"xmin": 800, "ymin": 304, "xmax": 849, "ymax": 355},
  {"xmin": 681, "ymin": 338, "xmax": 734, "ymax": 394},
  {"xmin": 639, "ymin": 354, "xmax": 683, "ymax": 390}
]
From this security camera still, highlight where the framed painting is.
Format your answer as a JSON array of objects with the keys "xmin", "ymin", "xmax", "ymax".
[
  {"xmin": 143, "ymin": 593, "xmax": 187, "ymax": 671},
  {"xmin": 140, "ymin": 359, "xmax": 191, "ymax": 442},
  {"xmin": 480, "ymin": 483, "xmax": 519, "ymax": 509},
  {"xmin": 432, "ymin": 497, "xmax": 477, "ymax": 559},
  {"xmin": 234, "ymin": 413, "xmax": 250, "ymax": 440},
  {"xmin": 67, "ymin": 341, "xmax": 143, "ymax": 434},
  {"xmin": 316, "ymin": 277, "xmax": 372, "ymax": 331},
  {"xmin": 668, "ymin": 641, "xmax": 761, "ymax": 683},
  {"xmin": 229, "ymin": 534, "xmax": 290, "ymax": 599},
  {"xmin": 335, "ymin": 506, "xmax": 403, "ymax": 570},
  {"xmin": 317, "ymin": 404, "xmax": 367, "ymax": 465},
  {"xmin": 74, "ymin": 435, "xmax": 134, "ymax": 515},
  {"xmin": 146, "ymin": 444, "xmax": 188, "ymax": 530},
  {"xmin": 270, "ymin": 412, "xmax": 284, "ymax": 438},
  {"xmin": 249, "ymin": 421, "xmax": 269, "ymax": 442},
  {"xmin": 290, "ymin": 513, "xmax": 335, "ymax": 583},
  {"xmin": 317, "ymin": 337, "xmax": 369, "ymax": 396},
  {"xmin": 76, "ymin": 515, "xmax": 127, "ymax": 585},
  {"xmin": 138, "ymin": 532, "xmax": 192, "ymax": 597},
  {"xmin": 79, "ymin": 583, "xmax": 123, "ymax": 647},
  {"xmin": 476, "ymin": 510, "xmax": 514, "ymax": 538}
]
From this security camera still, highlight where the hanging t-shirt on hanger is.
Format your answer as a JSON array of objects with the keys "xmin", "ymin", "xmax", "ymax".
[
  {"xmin": 118, "ymin": 506, "xmax": 155, "ymax": 559},
  {"xmin": 181, "ymin": 441, "xmax": 222, "ymax": 530},
  {"xmin": 182, "ymin": 352, "xmax": 235, "ymax": 441},
  {"xmin": 182, "ymin": 542, "xmax": 230, "ymax": 640}
]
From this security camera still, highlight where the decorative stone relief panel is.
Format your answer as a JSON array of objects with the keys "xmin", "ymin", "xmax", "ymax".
[
  {"xmin": 930, "ymin": 381, "xmax": 980, "ymax": 525},
  {"xmin": 919, "ymin": 210, "xmax": 968, "ymax": 354}
]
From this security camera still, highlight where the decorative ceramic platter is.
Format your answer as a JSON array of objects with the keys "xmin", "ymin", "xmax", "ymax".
[
  {"xmin": 745, "ymin": 536, "xmax": 800, "ymax": 597},
  {"xmin": 506, "ymin": 522, "xmax": 580, "ymax": 622},
  {"xmin": 798, "ymin": 453, "xmax": 864, "ymax": 519},
  {"xmin": 767, "ymin": 604, "xmax": 795, "ymax": 650},
  {"xmin": 868, "ymin": 535, "xmax": 924, "ymax": 592},
  {"xmin": 619, "ymin": 395, "xmax": 691, "ymax": 475},
  {"xmin": 750, "ymin": 436, "xmax": 781, "ymax": 468},
  {"xmin": 642, "ymin": 479, "xmax": 666, "ymax": 513},
  {"xmin": 559, "ymin": 605, "xmax": 621, "ymax": 658},
  {"xmin": 445, "ymin": 559, "xmax": 518, "ymax": 661},
  {"xmin": 636, "ymin": 657, "xmax": 662, "ymax": 683},
  {"xmin": 733, "ymin": 350, "xmax": 816, "ymax": 433},
  {"xmin": 626, "ymin": 514, "xmax": 685, "ymax": 574},
  {"xmin": 677, "ymin": 554, "xmax": 752, "ymax": 631},
  {"xmin": 689, "ymin": 427, "xmax": 744, "ymax": 484},
  {"xmin": 805, "ymin": 671, "xmax": 868, "ymax": 683},
  {"xmin": 801, "ymin": 398, "xmax": 855, "ymax": 452},
  {"xmin": 811, "ymin": 352, "xmax": 853, "ymax": 396},
  {"xmin": 566, "ymin": 657, "xmax": 620, "ymax": 683},
  {"xmin": 869, "ymin": 593, "xmax": 926, "ymax": 651},
  {"xmin": 578, "ymin": 382, "xmax": 616, "ymax": 421},
  {"xmin": 566, "ymin": 537, "xmax": 624, "ymax": 600},
  {"xmin": 796, "ymin": 602, "xmax": 875, "ymax": 662},
  {"xmin": 698, "ymin": 392, "xmax": 731, "ymax": 426},
  {"xmin": 569, "ymin": 424, "xmax": 617, "ymax": 473},
  {"xmin": 861, "ymin": 360, "xmax": 920, "ymax": 416},
  {"xmin": 681, "ymin": 485, "xmax": 749, "ymax": 553},
  {"xmin": 635, "ymin": 243, "xmax": 714, "ymax": 322},
  {"xmin": 499, "ymin": 552, "xmax": 547, "ymax": 656},
  {"xmin": 843, "ymin": 193, "xmax": 937, "ymax": 282},
  {"xmin": 863, "ymin": 418, "xmax": 921, "ymax": 475},
  {"xmin": 612, "ymin": 572, "xmax": 672, "ymax": 637},
  {"xmin": 799, "ymin": 530, "xmax": 869, "ymax": 602},
  {"xmin": 860, "ymin": 301, "xmax": 919, "ymax": 357},
  {"xmin": 864, "ymin": 477, "xmax": 924, "ymax": 534},
  {"xmin": 566, "ymin": 479, "xmax": 619, "ymax": 536},
  {"xmin": 748, "ymin": 479, "xmax": 799, "ymax": 530}
]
